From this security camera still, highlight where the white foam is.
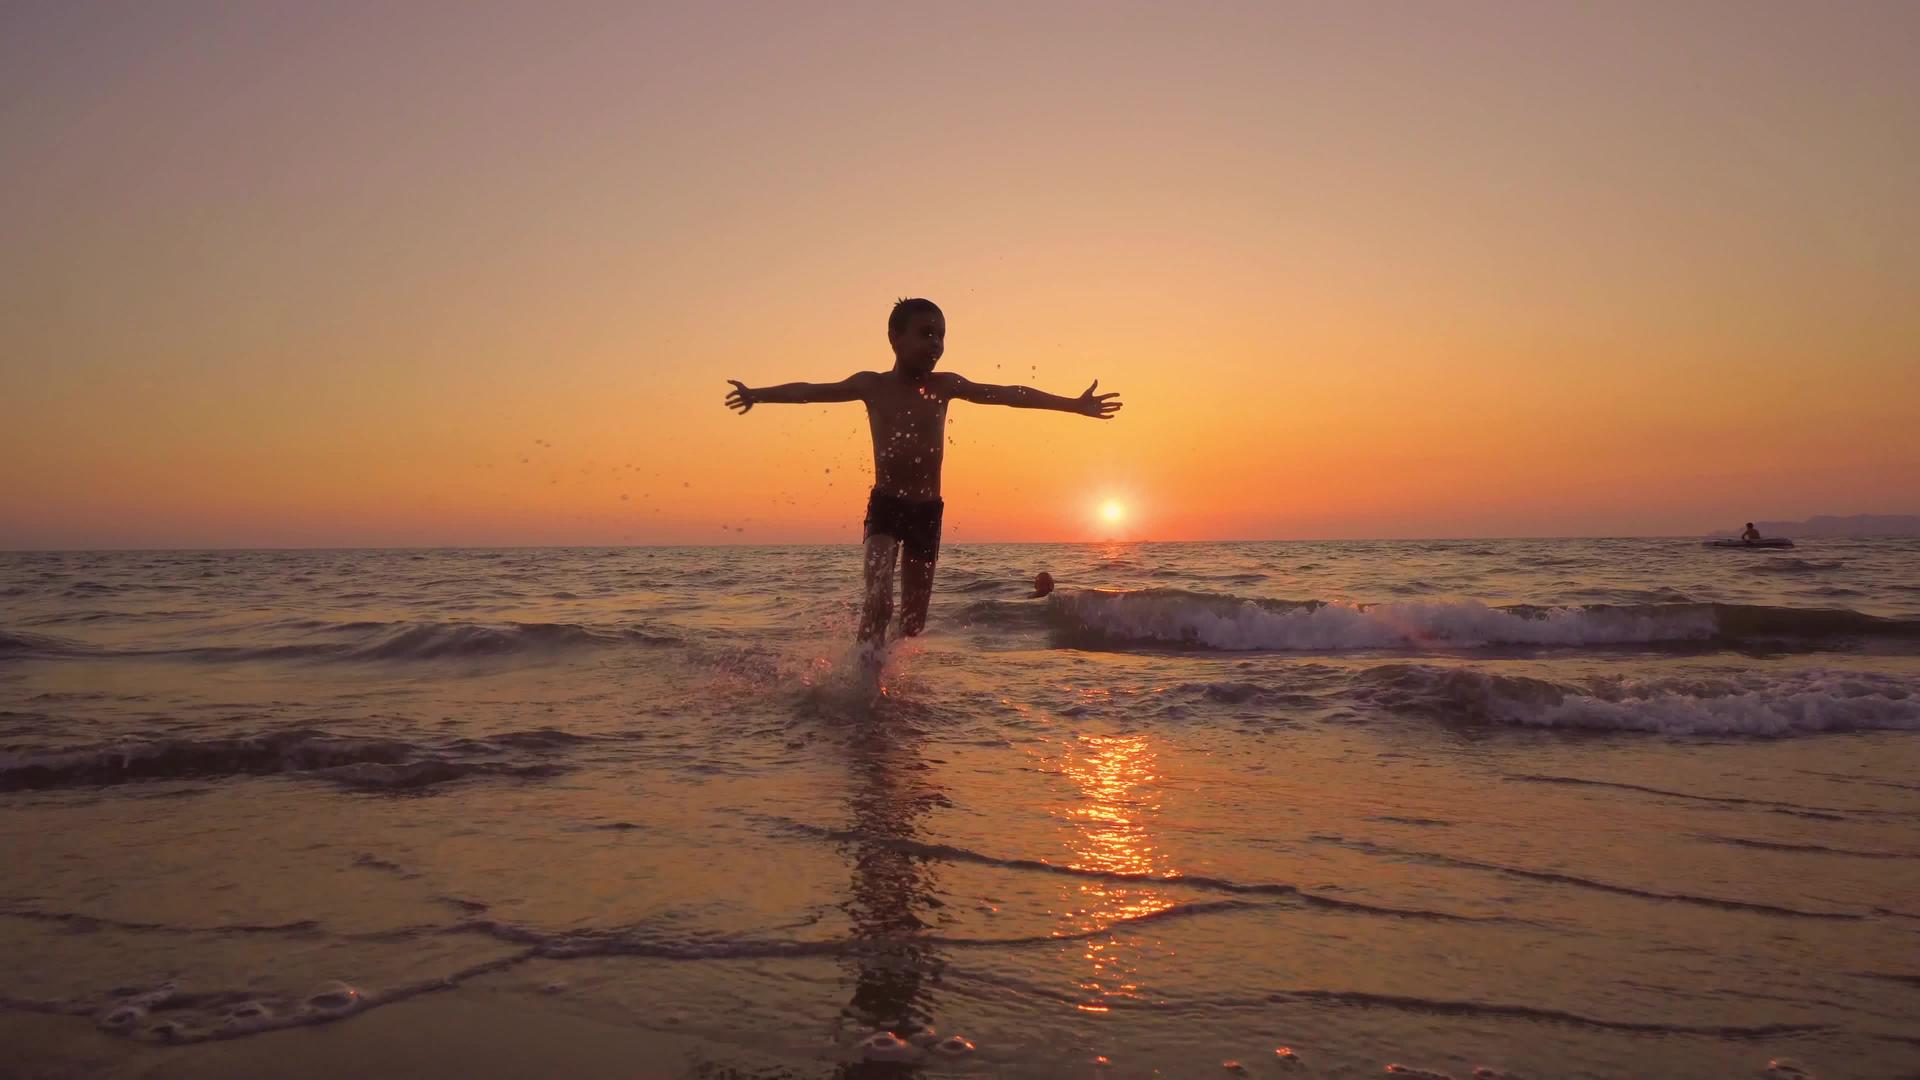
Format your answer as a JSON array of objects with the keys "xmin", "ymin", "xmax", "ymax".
[
  {"xmin": 303, "ymin": 980, "xmax": 362, "ymax": 1014},
  {"xmin": 859, "ymin": 1031, "xmax": 916, "ymax": 1063},
  {"xmin": 1354, "ymin": 664, "xmax": 1920, "ymax": 736},
  {"xmin": 1505, "ymin": 670, "xmax": 1920, "ymax": 736},
  {"xmin": 98, "ymin": 1004, "xmax": 145, "ymax": 1030},
  {"xmin": 219, "ymin": 1000, "xmax": 274, "ymax": 1033},
  {"xmin": 1054, "ymin": 592, "xmax": 1715, "ymax": 651}
]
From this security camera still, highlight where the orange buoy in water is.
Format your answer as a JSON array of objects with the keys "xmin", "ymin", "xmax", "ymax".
[{"xmin": 1031, "ymin": 572, "xmax": 1054, "ymax": 598}]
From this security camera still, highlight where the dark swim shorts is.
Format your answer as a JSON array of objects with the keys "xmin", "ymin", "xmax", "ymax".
[{"xmin": 864, "ymin": 489, "xmax": 944, "ymax": 563}]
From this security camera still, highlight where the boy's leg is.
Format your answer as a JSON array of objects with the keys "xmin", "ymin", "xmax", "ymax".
[
  {"xmin": 900, "ymin": 554, "xmax": 935, "ymax": 637},
  {"xmin": 858, "ymin": 534, "xmax": 900, "ymax": 645}
]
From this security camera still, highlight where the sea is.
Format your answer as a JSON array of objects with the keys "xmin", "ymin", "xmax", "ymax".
[{"xmin": 3, "ymin": 539, "xmax": 1919, "ymax": 1079}]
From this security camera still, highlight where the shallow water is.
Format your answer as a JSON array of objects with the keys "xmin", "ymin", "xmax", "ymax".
[{"xmin": 4, "ymin": 539, "xmax": 1919, "ymax": 1078}]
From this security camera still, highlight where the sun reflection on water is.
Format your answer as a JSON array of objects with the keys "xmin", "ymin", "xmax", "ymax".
[{"xmin": 1054, "ymin": 731, "xmax": 1174, "ymax": 1012}]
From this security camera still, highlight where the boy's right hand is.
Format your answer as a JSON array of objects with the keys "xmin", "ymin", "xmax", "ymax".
[{"xmin": 725, "ymin": 380, "xmax": 754, "ymax": 414}]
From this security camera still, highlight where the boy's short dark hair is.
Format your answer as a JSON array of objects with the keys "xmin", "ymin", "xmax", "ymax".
[{"xmin": 888, "ymin": 297, "xmax": 942, "ymax": 336}]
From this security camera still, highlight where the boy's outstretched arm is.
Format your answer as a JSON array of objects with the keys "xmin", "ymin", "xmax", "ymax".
[
  {"xmin": 950, "ymin": 377, "xmax": 1123, "ymax": 419},
  {"xmin": 725, "ymin": 373, "xmax": 871, "ymax": 414}
]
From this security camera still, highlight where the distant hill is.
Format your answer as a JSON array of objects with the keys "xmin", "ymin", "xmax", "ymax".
[{"xmin": 1706, "ymin": 514, "xmax": 1920, "ymax": 538}]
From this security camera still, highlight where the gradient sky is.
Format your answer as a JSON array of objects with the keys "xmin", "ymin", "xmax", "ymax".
[{"xmin": 3, "ymin": 1, "xmax": 1916, "ymax": 548}]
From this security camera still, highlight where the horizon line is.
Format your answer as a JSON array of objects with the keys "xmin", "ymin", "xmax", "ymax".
[{"xmin": 5, "ymin": 532, "xmax": 1913, "ymax": 555}]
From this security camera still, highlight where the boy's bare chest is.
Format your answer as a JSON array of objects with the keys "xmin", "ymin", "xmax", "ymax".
[{"xmin": 865, "ymin": 385, "xmax": 951, "ymax": 440}]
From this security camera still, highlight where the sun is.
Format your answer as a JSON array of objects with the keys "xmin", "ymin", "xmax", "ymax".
[{"xmin": 1100, "ymin": 499, "xmax": 1126, "ymax": 524}]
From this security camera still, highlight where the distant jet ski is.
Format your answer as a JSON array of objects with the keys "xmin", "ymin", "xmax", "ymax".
[{"xmin": 1703, "ymin": 537, "xmax": 1795, "ymax": 549}]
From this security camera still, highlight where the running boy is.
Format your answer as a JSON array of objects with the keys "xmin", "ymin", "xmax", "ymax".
[{"xmin": 725, "ymin": 298, "xmax": 1122, "ymax": 647}]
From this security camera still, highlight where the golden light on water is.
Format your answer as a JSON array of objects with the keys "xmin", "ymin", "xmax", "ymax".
[{"xmin": 1054, "ymin": 729, "xmax": 1173, "ymax": 1012}]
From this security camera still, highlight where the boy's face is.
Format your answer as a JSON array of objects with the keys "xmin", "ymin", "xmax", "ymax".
[{"xmin": 890, "ymin": 311, "xmax": 945, "ymax": 376}]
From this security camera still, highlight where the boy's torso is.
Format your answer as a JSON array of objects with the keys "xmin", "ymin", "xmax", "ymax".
[{"xmin": 862, "ymin": 371, "xmax": 955, "ymax": 501}]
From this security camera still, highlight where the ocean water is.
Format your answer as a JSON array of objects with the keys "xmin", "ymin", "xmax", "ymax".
[{"xmin": 3, "ymin": 539, "xmax": 1919, "ymax": 1079}]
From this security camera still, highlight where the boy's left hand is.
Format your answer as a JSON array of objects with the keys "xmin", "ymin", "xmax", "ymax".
[{"xmin": 1073, "ymin": 381, "xmax": 1124, "ymax": 419}]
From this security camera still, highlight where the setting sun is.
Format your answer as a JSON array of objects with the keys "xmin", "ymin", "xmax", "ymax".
[{"xmin": 1101, "ymin": 500, "xmax": 1126, "ymax": 525}]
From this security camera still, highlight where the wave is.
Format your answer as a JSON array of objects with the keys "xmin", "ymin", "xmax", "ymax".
[
  {"xmin": 1173, "ymin": 680, "xmax": 1323, "ymax": 707},
  {"xmin": 1148, "ymin": 568, "xmax": 1270, "ymax": 584},
  {"xmin": 1692, "ymin": 834, "xmax": 1914, "ymax": 860},
  {"xmin": 938, "ymin": 967, "xmax": 1830, "ymax": 1039},
  {"xmin": 1264, "ymin": 988, "xmax": 1831, "ymax": 1039},
  {"xmin": 1503, "ymin": 773, "xmax": 1885, "ymax": 818},
  {"xmin": 1040, "ymin": 589, "xmax": 1919, "ymax": 652},
  {"xmin": 1311, "ymin": 835, "xmax": 1864, "ymax": 919},
  {"xmin": 955, "ymin": 599, "xmax": 1047, "ymax": 629},
  {"xmin": 16, "ymin": 609, "xmax": 211, "ymax": 626},
  {"xmin": 760, "ymin": 816, "xmax": 1514, "ymax": 924},
  {"xmin": 0, "ymin": 895, "xmax": 1846, "ymax": 1049},
  {"xmin": 1355, "ymin": 665, "xmax": 1920, "ymax": 737},
  {"xmin": 0, "ymin": 729, "xmax": 578, "ymax": 793},
  {"xmin": 293, "ymin": 620, "xmax": 682, "ymax": 662},
  {"xmin": 0, "ymin": 620, "xmax": 682, "ymax": 664},
  {"xmin": 1745, "ymin": 559, "xmax": 1845, "ymax": 575},
  {"xmin": 0, "ymin": 630, "xmax": 89, "ymax": 657}
]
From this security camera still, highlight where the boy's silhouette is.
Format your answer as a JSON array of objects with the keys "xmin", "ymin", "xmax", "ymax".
[{"xmin": 726, "ymin": 298, "xmax": 1121, "ymax": 648}]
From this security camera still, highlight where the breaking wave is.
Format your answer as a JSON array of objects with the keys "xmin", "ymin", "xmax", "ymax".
[
  {"xmin": 0, "ymin": 620, "xmax": 680, "ymax": 664},
  {"xmin": 0, "ymin": 729, "xmax": 578, "ymax": 793},
  {"xmin": 1041, "ymin": 589, "xmax": 1919, "ymax": 653},
  {"xmin": 1352, "ymin": 665, "xmax": 1920, "ymax": 737}
]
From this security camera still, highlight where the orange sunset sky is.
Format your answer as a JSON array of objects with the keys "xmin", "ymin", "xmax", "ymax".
[{"xmin": 3, "ymin": 2, "xmax": 1916, "ymax": 549}]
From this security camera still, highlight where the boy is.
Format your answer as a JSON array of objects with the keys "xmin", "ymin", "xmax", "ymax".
[{"xmin": 725, "ymin": 297, "xmax": 1122, "ymax": 648}]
